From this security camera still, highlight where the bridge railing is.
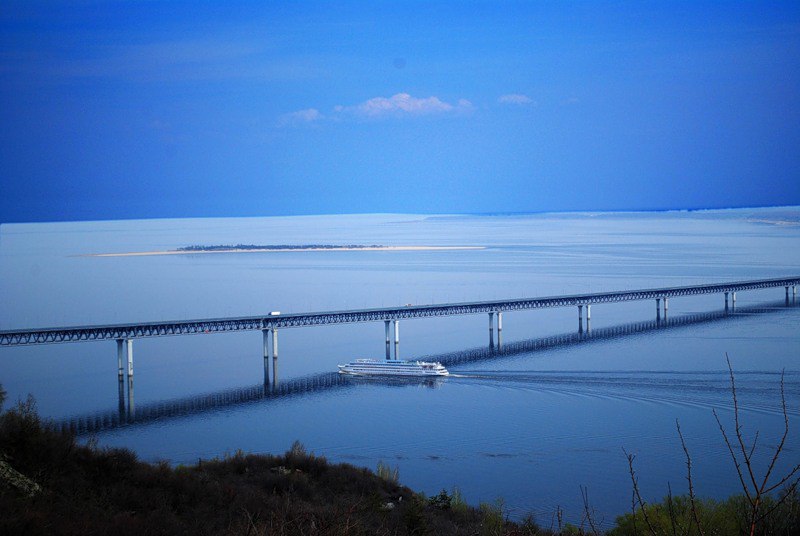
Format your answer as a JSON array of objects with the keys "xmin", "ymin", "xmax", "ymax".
[{"xmin": 1, "ymin": 276, "xmax": 798, "ymax": 346}]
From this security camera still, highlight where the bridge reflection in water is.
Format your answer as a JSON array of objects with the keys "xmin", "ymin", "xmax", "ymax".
[{"xmin": 60, "ymin": 300, "xmax": 797, "ymax": 436}]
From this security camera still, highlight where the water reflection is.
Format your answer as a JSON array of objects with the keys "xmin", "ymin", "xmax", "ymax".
[
  {"xmin": 430, "ymin": 300, "xmax": 797, "ymax": 369},
  {"xmin": 62, "ymin": 300, "xmax": 797, "ymax": 435}
]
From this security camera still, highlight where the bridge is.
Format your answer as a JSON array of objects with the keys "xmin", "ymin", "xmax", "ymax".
[
  {"xmin": 57, "ymin": 298, "xmax": 800, "ymax": 436},
  {"xmin": 1, "ymin": 276, "xmax": 798, "ymax": 383}
]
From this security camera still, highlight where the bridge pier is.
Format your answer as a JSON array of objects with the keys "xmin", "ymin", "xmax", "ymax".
[
  {"xmin": 116, "ymin": 339, "xmax": 125, "ymax": 378},
  {"xmin": 262, "ymin": 330, "xmax": 270, "ymax": 385},
  {"xmin": 488, "ymin": 312, "xmax": 495, "ymax": 347},
  {"xmin": 385, "ymin": 320, "xmax": 391, "ymax": 359},
  {"xmin": 126, "ymin": 339, "xmax": 133, "ymax": 377},
  {"xmin": 393, "ymin": 320, "xmax": 399, "ymax": 359},
  {"xmin": 725, "ymin": 292, "xmax": 729, "ymax": 312},
  {"xmin": 656, "ymin": 298, "xmax": 661, "ymax": 323},
  {"xmin": 586, "ymin": 304, "xmax": 591, "ymax": 332},
  {"xmin": 272, "ymin": 328, "xmax": 279, "ymax": 361},
  {"xmin": 497, "ymin": 312, "xmax": 503, "ymax": 333},
  {"xmin": 732, "ymin": 292, "xmax": 736, "ymax": 310},
  {"xmin": 578, "ymin": 305, "xmax": 584, "ymax": 333},
  {"xmin": 787, "ymin": 286, "xmax": 791, "ymax": 306}
]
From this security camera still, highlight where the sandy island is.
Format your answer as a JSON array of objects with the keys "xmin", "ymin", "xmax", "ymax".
[{"xmin": 84, "ymin": 246, "xmax": 485, "ymax": 257}]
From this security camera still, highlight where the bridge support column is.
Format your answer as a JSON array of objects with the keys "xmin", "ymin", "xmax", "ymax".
[
  {"xmin": 272, "ymin": 328, "xmax": 279, "ymax": 361},
  {"xmin": 725, "ymin": 292, "xmax": 729, "ymax": 313},
  {"xmin": 497, "ymin": 312, "xmax": 503, "ymax": 332},
  {"xmin": 663, "ymin": 298, "xmax": 668, "ymax": 320},
  {"xmin": 794, "ymin": 285, "xmax": 797, "ymax": 302},
  {"xmin": 488, "ymin": 312, "xmax": 495, "ymax": 347},
  {"xmin": 655, "ymin": 298, "xmax": 661, "ymax": 323},
  {"xmin": 261, "ymin": 329, "xmax": 276, "ymax": 387},
  {"xmin": 126, "ymin": 339, "xmax": 133, "ymax": 377},
  {"xmin": 385, "ymin": 320, "xmax": 391, "ymax": 359},
  {"xmin": 116, "ymin": 339, "xmax": 125, "ymax": 378},
  {"xmin": 578, "ymin": 305, "xmax": 584, "ymax": 333},
  {"xmin": 393, "ymin": 320, "xmax": 400, "ymax": 359},
  {"xmin": 732, "ymin": 292, "xmax": 736, "ymax": 310},
  {"xmin": 585, "ymin": 304, "xmax": 591, "ymax": 332},
  {"xmin": 787, "ymin": 286, "xmax": 791, "ymax": 306}
]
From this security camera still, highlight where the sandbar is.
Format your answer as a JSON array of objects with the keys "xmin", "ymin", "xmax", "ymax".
[{"xmin": 84, "ymin": 246, "xmax": 485, "ymax": 258}]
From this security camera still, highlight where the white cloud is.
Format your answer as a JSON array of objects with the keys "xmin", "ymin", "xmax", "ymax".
[
  {"xmin": 498, "ymin": 94, "xmax": 533, "ymax": 105},
  {"xmin": 338, "ymin": 93, "xmax": 473, "ymax": 118},
  {"xmin": 279, "ymin": 93, "xmax": 472, "ymax": 126},
  {"xmin": 278, "ymin": 108, "xmax": 323, "ymax": 126}
]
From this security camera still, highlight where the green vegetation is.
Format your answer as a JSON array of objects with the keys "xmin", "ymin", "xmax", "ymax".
[{"xmin": 609, "ymin": 493, "xmax": 800, "ymax": 535}]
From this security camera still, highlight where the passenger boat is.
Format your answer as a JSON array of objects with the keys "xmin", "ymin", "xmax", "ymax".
[{"xmin": 337, "ymin": 358, "xmax": 449, "ymax": 377}]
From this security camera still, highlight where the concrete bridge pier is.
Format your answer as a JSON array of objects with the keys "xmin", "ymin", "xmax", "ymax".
[
  {"xmin": 655, "ymin": 299, "xmax": 661, "ymax": 323},
  {"xmin": 578, "ymin": 305, "xmax": 584, "ymax": 334},
  {"xmin": 272, "ymin": 328, "xmax": 279, "ymax": 361},
  {"xmin": 732, "ymin": 292, "xmax": 736, "ymax": 310},
  {"xmin": 125, "ymin": 339, "xmax": 133, "ymax": 377},
  {"xmin": 663, "ymin": 298, "xmax": 668, "ymax": 320},
  {"xmin": 787, "ymin": 286, "xmax": 791, "ymax": 306},
  {"xmin": 262, "ymin": 330, "xmax": 271, "ymax": 385},
  {"xmin": 725, "ymin": 292, "xmax": 729, "ymax": 312},
  {"xmin": 488, "ymin": 312, "xmax": 495, "ymax": 347},
  {"xmin": 385, "ymin": 320, "xmax": 391, "ymax": 359},
  {"xmin": 116, "ymin": 339, "xmax": 125, "ymax": 378},
  {"xmin": 393, "ymin": 320, "xmax": 400, "ymax": 359},
  {"xmin": 585, "ymin": 304, "xmax": 591, "ymax": 332},
  {"xmin": 497, "ymin": 312, "xmax": 503, "ymax": 333}
]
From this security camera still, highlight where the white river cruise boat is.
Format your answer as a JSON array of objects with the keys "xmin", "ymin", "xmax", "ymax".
[{"xmin": 338, "ymin": 358, "xmax": 449, "ymax": 377}]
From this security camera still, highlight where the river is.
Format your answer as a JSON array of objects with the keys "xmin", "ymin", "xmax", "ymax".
[{"xmin": 1, "ymin": 207, "xmax": 799, "ymax": 527}]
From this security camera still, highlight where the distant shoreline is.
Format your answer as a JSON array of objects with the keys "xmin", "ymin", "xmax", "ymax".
[{"xmin": 83, "ymin": 245, "xmax": 485, "ymax": 257}]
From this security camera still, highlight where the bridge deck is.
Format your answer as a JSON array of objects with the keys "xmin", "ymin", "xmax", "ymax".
[{"xmin": 2, "ymin": 276, "xmax": 798, "ymax": 346}]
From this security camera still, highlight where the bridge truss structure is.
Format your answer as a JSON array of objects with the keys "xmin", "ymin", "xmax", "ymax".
[{"xmin": 2, "ymin": 276, "xmax": 798, "ymax": 347}]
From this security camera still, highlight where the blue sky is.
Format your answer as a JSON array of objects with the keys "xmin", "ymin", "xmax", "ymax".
[{"xmin": 1, "ymin": 1, "xmax": 799, "ymax": 222}]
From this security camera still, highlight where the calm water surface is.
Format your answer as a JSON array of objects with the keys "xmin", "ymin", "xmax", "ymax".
[{"xmin": 1, "ymin": 208, "xmax": 799, "ymax": 527}]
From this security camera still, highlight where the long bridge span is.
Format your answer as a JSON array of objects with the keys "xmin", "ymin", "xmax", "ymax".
[
  {"xmin": 58, "ymin": 299, "xmax": 800, "ymax": 436},
  {"xmin": 1, "ymin": 277, "xmax": 798, "ymax": 382}
]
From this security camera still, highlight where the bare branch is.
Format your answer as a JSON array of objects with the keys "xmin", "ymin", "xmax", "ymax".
[
  {"xmin": 676, "ymin": 420, "xmax": 705, "ymax": 535},
  {"xmin": 624, "ymin": 448, "xmax": 658, "ymax": 535},
  {"xmin": 758, "ymin": 369, "xmax": 792, "ymax": 496},
  {"xmin": 748, "ymin": 430, "xmax": 759, "ymax": 460},
  {"xmin": 713, "ymin": 407, "xmax": 753, "ymax": 505},
  {"xmin": 764, "ymin": 464, "xmax": 800, "ymax": 495},
  {"xmin": 580, "ymin": 485, "xmax": 602, "ymax": 536},
  {"xmin": 725, "ymin": 353, "xmax": 761, "ymax": 495},
  {"xmin": 757, "ymin": 477, "xmax": 800, "ymax": 524},
  {"xmin": 666, "ymin": 482, "xmax": 678, "ymax": 536},
  {"xmin": 630, "ymin": 488, "xmax": 640, "ymax": 536}
]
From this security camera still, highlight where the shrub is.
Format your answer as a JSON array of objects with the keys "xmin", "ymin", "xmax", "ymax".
[{"xmin": 377, "ymin": 460, "xmax": 400, "ymax": 484}]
